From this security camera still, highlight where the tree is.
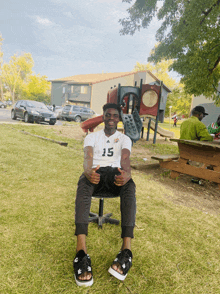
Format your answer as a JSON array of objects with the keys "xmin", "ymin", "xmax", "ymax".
[
  {"xmin": 0, "ymin": 35, "xmax": 4, "ymax": 101},
  {"xmin": 2, "ymin": 53, "xmax": 34, "ymax": 102},
  {"xmin": 165, "ymin": 85, "xmax": 192, "ymax": 118},
  {"xmin": 22, "ymin": 74, "xmax": 51, "ymax": 104},
  {"xmin": 134, "ymin": 59, "xmax": 177, "ymax": 89},
  {"xmin": 119, "ymin": 0, "xmax": 220, "ymax": 102}
]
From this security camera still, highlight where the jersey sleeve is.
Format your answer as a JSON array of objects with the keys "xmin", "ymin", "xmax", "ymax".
[
  {"xmin": 121, "ymin": 135, "xmax": 132, "ymax": 152},
  {"xmin": 84, "ymin": 133, "xmax": 95, "ymax": 148}
]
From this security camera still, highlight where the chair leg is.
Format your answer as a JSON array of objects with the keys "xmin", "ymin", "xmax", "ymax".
[{"xmin": 89, "ymin": 198, "xmax": 120, "ymax": 228}]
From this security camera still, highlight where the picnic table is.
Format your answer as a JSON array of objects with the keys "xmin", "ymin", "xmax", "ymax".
[{"xmin": 152, "ymin": 139, "xmax": 220, "ymax": 189}]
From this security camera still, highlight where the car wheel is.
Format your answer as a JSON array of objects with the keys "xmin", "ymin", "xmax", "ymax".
[
  {"xmin": 11, "ymin": 110, "xmax": 17, "ymax": 120},
  {"xmin": 24, "ymin": 112, "xmax": 30, "ymax": 123},
  {"xmin": 74, "ymin": 116, "xmax": 81, "ymax": 123}
]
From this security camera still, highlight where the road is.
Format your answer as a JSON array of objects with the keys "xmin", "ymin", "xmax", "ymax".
[
  {"xmin": 0, "ymin": 108, "xmax": 62, "ymax": 125},
  {"xmin": 0, "ymin": 108, "xmax": 12, "ymax": 122}
]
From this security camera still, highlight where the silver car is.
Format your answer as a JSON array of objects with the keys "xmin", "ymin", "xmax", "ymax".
[{"xmin": 61, "ymin": 105, "xmax": 96, "ymax": 122}]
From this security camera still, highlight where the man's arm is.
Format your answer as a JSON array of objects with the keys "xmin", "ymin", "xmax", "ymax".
[
  {"xmin": 114, "ymin": 148, "xmax": 131, "ymax": 186},
  {"xmin": 197, "ymin": 122, "xmax": 213, "ymax": 141},
  {"xmin": 83, "ymin": 146, "xmax": 100, "ymax": 184}
]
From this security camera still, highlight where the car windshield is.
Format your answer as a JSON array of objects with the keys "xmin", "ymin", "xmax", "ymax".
[{"xmin": 26, "ymin": 101, "xmax": 48, "ymax": 109}]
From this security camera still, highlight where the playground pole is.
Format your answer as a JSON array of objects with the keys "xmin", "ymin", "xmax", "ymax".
[
  {"xmin": 146, "ymin": 118, "xmax": 151, "ymax": 141},
  {"xmin": 153, "ymin": 81, "xmax": 163, "ymax": 144}
]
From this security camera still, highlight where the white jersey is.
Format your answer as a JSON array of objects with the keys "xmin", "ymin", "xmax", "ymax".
[{"xmin": 84, "ymin": 130, "xmax": 132, "ymax": 168}]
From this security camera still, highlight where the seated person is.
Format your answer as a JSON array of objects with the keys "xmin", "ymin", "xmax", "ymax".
[
  {"xmin": 180, "ymin": 106, "xmax": 213, "ymax": 141},
  {"xmin": 207, "ymin": 115, "xmax": 220, "ymax": 138},
  {"xmin": 73, "ymin": 103, "xmax": 136, "ymax": 287}
]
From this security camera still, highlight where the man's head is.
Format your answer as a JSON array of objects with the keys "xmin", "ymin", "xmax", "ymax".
[
  {"xmin": 192, "ymin": 106, "xmax": 208, "ymax": 121},
  {"xmin": 102, "ymin": 103, "xmax": 121, "ymax": 135},
  {"xmin": 217, "ymin": 115, "xmax": 220, "ymax": 126},
  {"xmin": 103, "ymin": 103, "xmax": 121, "ymax": 114}
]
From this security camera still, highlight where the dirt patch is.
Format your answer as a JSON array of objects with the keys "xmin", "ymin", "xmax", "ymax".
[{"xmin": 51, "ymin": 124, "xmax": 220, "ymax": 216}]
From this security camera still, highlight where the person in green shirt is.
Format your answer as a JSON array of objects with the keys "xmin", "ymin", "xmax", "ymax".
[
  {"xmin": 207, "ymin": 115, "xmax": 220, "ymax": 135},
  {"xmin": 180, "ymin": 106, "xmax": 213, "ymax": 141}
]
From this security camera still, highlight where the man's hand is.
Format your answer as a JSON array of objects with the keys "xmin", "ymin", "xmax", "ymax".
[
  {"xmin": 114, "ymin": 168, "xmax": 131, "ymax": 186},
  {"xmin": 84, "ymin": 165, "xmax": 100, "ymax": 184}
]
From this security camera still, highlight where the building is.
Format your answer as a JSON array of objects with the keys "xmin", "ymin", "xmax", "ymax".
[{"xmin": 50, "ymin": 71, "xmax": 171, "ymax": 121}]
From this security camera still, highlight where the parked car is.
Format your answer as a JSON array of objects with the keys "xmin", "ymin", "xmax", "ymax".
[
  {"xmin": 11, "ymin": 100, "xmax": 57, "ymax": 125},
  {"xmin": 54, "ymin": 106, "xmax": 63, "ymax": 119},
  {"xmin": 0, "ymin": 101, "xmax": 7, "ymax": 108},
  {"xmin": 6, "ymin": 100, "xmax": 13, "ymax": 106},
  {"xmin": 46, "ymin": 105, "xmax": 53, "ymax": 111},
  {"xmin": 61, "ymin": 105, "xmax": 96, "ymax": 122}
]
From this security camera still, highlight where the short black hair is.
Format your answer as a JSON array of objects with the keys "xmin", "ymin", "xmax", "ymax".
[{"xmin": 103, "ymin": 103, "xmax": 121, "ymax": 114}]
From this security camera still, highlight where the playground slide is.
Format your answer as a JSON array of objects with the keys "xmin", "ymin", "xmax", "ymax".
[{"xmin": 143, "ymin": 118, "xmax": 174, "ymax": 138}]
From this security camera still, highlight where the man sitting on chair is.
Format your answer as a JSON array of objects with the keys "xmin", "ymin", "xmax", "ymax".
[{"xmin": 73, "ymin": 103, "xmax": 136, "ymax": 287}]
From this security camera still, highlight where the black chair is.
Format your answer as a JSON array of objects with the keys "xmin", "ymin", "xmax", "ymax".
[{"xmin": 89, "ymin": 192, "xmax": 120, "ymax": 228}]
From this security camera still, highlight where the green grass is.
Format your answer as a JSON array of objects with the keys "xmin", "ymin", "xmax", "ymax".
[
  {"xmin": 133, "ymin": 139, "xmax": 179, "ymax": 156},
  {"xmin": 159, "ymin": 118, "xmax": 184, "ymax": 139},
  {"xmin": 1, "ymin": 124, "xmax": 220, "ymax": 293}
]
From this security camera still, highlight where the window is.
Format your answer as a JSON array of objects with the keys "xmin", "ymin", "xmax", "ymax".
[
  {"xmin": 20, "ymin": 101, "xmax": 26, "ymax": 108},
  {"xmin": 15, "ymin": 101, "xmax": 22, "ymax": 108},
  {"xmin": 63, "ymin": 87, "xmax": 66, "ymax": 94},
  {"xmin": 82, "ymin": 108, "xmax": 89, "ymax": 113},
  {"xmin": 81, "ymin": 86, "xmax": 88, "ymax": 94},
  {"xmin": 64, "ymin": 105, "xmax": 71, "ymax": 110},
  {"xmin": 71, "ymin": 86, "xmax": 74, "ymax": 93}
]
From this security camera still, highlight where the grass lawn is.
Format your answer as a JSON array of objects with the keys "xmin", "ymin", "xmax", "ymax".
[
  {"xmin": 158, "ymin": 118, "xmax": 182, "ymax": 139},
  {"xmin": 1, "ymin": 124, "xmax": 220, "ymax": 294}
]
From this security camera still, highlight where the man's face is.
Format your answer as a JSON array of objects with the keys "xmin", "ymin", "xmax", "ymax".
[
  {"xmin": 103, "ymin": 108, "xmax": 120, "ymax": 131},
  {"xmin": 198, "ymin": 113, "xmax": 204, "ymax": 121}
]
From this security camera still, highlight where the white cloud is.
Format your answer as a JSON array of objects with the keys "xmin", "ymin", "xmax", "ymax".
[{"xmin": 35, "ymin": 16, "xmax": 54, "ymax": 26}]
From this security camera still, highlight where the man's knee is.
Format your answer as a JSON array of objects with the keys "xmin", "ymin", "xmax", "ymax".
[{"xmin": 121, "ymin": 179, "xmax": 136, "ymax": 196}]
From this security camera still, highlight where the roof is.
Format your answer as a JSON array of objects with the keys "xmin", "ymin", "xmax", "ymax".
[
  {"xmin": 50, "ymin": 71, "xmax": 171, "ymax": 92},
  {"xmin": 50, "ymin": 71, "xmax": 133, "ymax": 84}
]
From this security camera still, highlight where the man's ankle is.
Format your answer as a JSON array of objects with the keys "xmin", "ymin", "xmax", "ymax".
[
  {"xmin": 76, "ymin": 234, "xmax": 87, "ymax": 253},
  {"xmin": 121, "ymin": 237, "xmax": 131, "ymax": 251}
]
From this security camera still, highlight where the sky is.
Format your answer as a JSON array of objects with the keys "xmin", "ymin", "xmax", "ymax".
[{"xmin": 1, "ymin": 0, "xmax": 173, "ymax": 81}]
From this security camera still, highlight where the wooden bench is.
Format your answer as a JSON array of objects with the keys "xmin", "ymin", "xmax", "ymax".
[
  {"xmin": 151, "ymin": 154, "xmax": 179, "ymax": 163},
  {"xmin": 153, "ymin": 139, "xmax": 220, "ymax": 189}
]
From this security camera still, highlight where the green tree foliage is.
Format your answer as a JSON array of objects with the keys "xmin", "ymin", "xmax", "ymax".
[
  {"xmin": 166, "ymin": 85, "xmax": 192, "ymax": 118},
  {"xmin": 0, "ymin": 35, "xmax": 4, "ymax": 101},
  {"xmin": 1, "ymin": 46, "xmax": 51, "ymax": 103},
  {"xmin": 134, "ymin": 60, "xmax": 177, "ymax": 89},
  {"xmin": 2, "ymin": 53, "xmax": 34, "ymax": 102},
  {"xmin": 120, "ymin": 0, "xmax": 220, "ymax": 102},
  {"xmin": 23, "ymin": 74, "xmax": 51, "ymax": 104}
]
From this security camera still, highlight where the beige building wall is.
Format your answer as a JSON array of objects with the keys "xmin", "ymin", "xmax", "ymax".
[
  {"xmin": 91, "ymin": 74, "xmax": 134, "ymax": 114},
  {"xmin": 192, "ymin": 94, "xmax": 214, "ymax": 109},
  {"xmin": 144, "ymin": 72, "xmax": 156, "ymax": 84}
]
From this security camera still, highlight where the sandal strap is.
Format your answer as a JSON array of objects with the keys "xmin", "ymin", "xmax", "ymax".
[
  {"xmin": 73, "ymin": 250, "xmax": 92, "ymax": 279},
  {"xmin": 112, "ymin": 249, "xmax": 132, "ymax": 275}
]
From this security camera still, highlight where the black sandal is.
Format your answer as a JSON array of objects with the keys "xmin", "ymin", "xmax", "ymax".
[
  {"xmin": 73, "ymin": 250, "xmax": 93, "ymax": 287},
  {"xmin": 108, "ymin": 249, "xmax": 132, "ymax": 281}
]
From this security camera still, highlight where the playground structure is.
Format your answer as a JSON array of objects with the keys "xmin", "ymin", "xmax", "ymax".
[
  {"xmin": 81, "ymin": 80, "xmax": 172, "ymax": 143},
  {"xmin": 141, "ymin": 117, "xmax": 174, "ymax": 140}
]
